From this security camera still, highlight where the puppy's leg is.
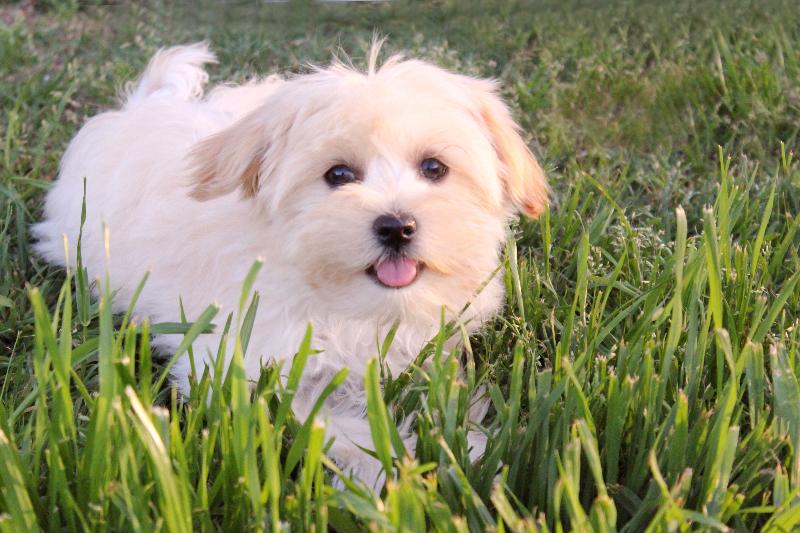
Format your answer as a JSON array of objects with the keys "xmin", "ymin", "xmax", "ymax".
[
  {"xmin": 291, "ymin": 368, "xmax": 393, "ymax": 489},
  {"xmin": 292, "ymin": 364, "xmax": 492, "ymax": 489},
  {"xmin": 466, "ymin": 386, "xmax": 491, "ymax": 461},
  {"xmin": 324, "ymin": 413, "xmax": 489, "ymax": 489},
  {"xmin": 325, "ymin": 415, "xmax": 388, "ymax": 490}
]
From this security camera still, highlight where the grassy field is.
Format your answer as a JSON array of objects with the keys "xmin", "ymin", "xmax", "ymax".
[{"xmin": 2, "ymin": 0, "xmax": 800, "ymax": 530}]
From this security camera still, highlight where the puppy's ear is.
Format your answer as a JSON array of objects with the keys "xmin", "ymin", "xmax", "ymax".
[
  {"xmin": 190, "ymin": 112, "xmax": 264, "ymax": 200},
  {"xmin": 190, "ymin": 103, "xmax": 294, "ymax": 201},
  {"xmin": 468, "ymin": 79, "xmax": 548, "ymax": 218}
]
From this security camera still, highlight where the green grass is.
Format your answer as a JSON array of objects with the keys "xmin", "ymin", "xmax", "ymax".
[{"xmin": 2, "ymin": 0, "xmax": 800, "ymax": 530}]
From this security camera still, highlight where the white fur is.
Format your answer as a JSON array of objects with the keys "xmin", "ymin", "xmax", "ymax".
[{"xmin": 33, "ymin": 42, "xmax": 547, "ymax": 486}]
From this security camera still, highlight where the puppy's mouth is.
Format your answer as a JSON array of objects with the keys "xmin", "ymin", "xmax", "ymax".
[{"xmin": 366, "ymin": 256, "xmax": 424, "ymax": 289}]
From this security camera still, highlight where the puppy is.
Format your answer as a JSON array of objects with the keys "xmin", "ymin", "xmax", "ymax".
[{"xmin": 33, "ymin": 42, "xmax": 548, "ymax": 484}]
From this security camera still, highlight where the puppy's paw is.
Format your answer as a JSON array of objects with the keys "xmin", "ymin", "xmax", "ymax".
[
  {"xmin": 467, "ymin": 430, "xmax": 489, "ymax": 463},
  {"xmin": 331, "ymin": 453, "xmax": 386, "ymax": 491}
]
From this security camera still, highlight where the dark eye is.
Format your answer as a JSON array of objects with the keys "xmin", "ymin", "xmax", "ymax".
[
  {"xmin": 324, "ymin": 164, "xmax": 359, "ymax": 187},
  {"xmin": 420, "ymin": 158, "xmax": 448, "ymax": 182}
]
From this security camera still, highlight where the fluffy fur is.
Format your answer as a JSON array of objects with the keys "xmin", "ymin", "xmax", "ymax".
[{"xmin": 33, "ymin": 42, "xmax": 548, "ymax": 484}]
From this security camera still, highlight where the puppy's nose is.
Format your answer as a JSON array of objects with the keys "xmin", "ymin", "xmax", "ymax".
[{"xmin": 373, "ymin": 213, "xmax": 417, "ymax": 250}]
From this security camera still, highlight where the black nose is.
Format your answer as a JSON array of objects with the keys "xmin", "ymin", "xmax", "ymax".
[{"xmin": 372, "ymin": 213, "xmax": 417, "ymax": 250}]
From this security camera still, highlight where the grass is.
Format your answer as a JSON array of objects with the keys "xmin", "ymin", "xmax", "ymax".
[{"xmin": 2, "ymin": 0, "xmax": 800, "ymax": 530}]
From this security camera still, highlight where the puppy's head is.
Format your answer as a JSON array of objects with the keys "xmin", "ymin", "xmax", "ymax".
[{"xmin": 190, "ymin": 49, "xmax": 548, "ymax": 323}]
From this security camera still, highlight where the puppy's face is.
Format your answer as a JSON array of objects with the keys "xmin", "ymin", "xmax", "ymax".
[{"xmin": 191, "ymin": 57, "xmax": 547, "ymax": 323}]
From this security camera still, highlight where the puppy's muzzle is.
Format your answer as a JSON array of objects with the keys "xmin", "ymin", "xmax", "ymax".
[{"xmin": 372, "ymin": 212, "xmax": 416, "ymax": 252}]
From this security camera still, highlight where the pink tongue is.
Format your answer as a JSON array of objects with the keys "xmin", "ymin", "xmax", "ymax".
[{"xmin": 375, "ymin": 257, "xmax": 418, "ymax": 288}]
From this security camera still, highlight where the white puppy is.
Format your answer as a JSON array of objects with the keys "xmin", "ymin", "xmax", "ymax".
[{"xmin": 33, "ymin": 42, "xmax": 548, "ymax": 483}]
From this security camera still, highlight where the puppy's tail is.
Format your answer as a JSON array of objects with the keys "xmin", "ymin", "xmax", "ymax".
[{"xmin": 124, "ymin": 42, "xmax": 216, "ymax": 106}]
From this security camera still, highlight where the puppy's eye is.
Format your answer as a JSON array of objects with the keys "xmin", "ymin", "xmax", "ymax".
[
  {"xmin": 420, "ymin": 158, "xmax": 448, "ymax": 182},
  {"xmin": 324, "ymin": 164, "xmax": 359, "ymax": 187}
]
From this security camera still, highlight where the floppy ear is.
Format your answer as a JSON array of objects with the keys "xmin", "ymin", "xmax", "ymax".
[
  {"xmin": 189, "ymin": 111, "xmax": 265, "ymax": 200},
  {"xmin": 469, "ymin": 80, "xmax": 548, "ymax": 218},
  {"xmin": 189, "ymin": 99, "xmax": 296, "ymax": 201}
]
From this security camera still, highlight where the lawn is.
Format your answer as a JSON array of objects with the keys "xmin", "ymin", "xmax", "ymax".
[{"xmin": 2, "ymin": 0, "xmax": 800, "ymax": 531}]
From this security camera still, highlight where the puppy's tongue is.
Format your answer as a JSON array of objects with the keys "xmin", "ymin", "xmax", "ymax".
[{"xmin": 375, "ymin": 257, "xmax": 418, "ymax": 288}]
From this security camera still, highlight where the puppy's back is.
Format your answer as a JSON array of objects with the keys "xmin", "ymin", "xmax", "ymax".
[{"xmin": 33, "ymin": 43, "xmax": 234, "ymax": 278}]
